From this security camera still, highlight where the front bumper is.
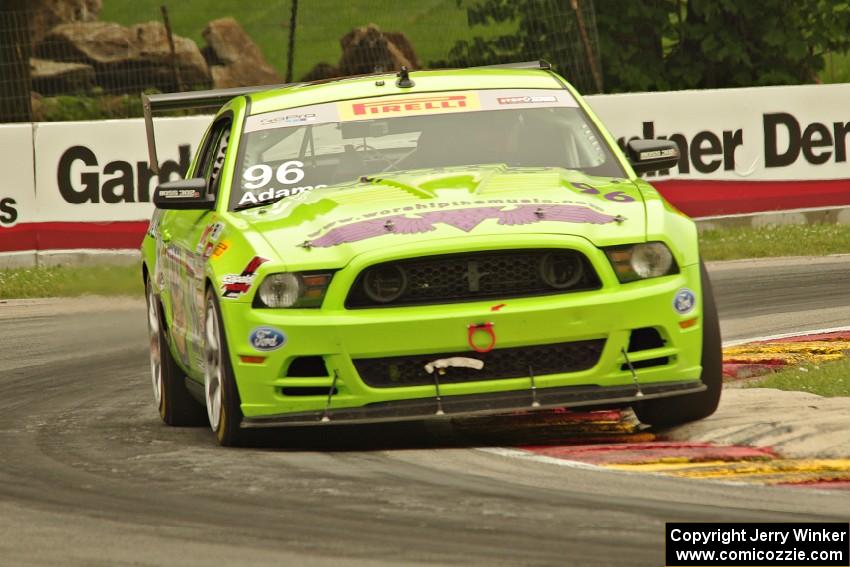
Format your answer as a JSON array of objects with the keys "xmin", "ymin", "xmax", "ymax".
[
  {"xmin": 241, "ymin": 380, "xmax": 704, "ymax": 427},
  {"xmin": 218, "ymin": 234, "xmax": 705, "ymax": 423}
]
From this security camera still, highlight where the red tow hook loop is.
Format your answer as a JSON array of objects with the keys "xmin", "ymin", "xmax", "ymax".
[{"xmin": 467, "ymin": 322, "xmax": 496, "ymax": 353}]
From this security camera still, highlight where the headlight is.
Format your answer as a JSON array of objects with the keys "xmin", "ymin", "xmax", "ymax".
[
  {"xmin": 255, "ymin": 272, "xmax": 332, "ymax": 308},
  {"xmin": 604, "ymin": 242, "xmax": 677, "ymax": 283}
]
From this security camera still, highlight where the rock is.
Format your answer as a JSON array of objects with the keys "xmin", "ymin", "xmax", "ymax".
[
  {"xmin": 28, "ymin": 0, "xmax": 102, "ymax": 46},
  {"xmin": 202, "ymin": 18, "xmax": 282, "ymax": 88},
  {"xmin": 130, "ymin": 22, "xmax": 211, "ymax": 89},
  {"xmin": 298, "ymin": 29, "xmax": 419, "ymax": 83},
  {"xmin": 383, "ymin": 31, "xmax": 419, "ymax": 69},
  {"xmin": 338, "ymin": 24, "xmax": 415, "ymax": 76},
  {"xmin": 30, "ymin": 57, "xmax": 95, "ymax": 96},
  {"xmin": 208, "ymin": 64, "xmax": 280, "ymax": 90},
  {"xmin": 202, "ymin": 17, "xmax": 256, "ymax": 65},
  {"xmin": 34, "ymin": 21, "xmax": 210, "ymax": 93},
  {"xmin": 35, "ymin": 22, "xmax": 130, "ymax": 65},
  {"xmin": 300, "ymin": 62, "xmax": 339, "ymax": 82}
]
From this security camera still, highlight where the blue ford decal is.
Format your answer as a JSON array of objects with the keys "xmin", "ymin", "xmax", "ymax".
[
  {"xmin": 673, "ymin": 288, "xmax": 696, "ymax": 315},
  {"xmin": 249, "ymin": 327, "xmax": 286, "ymax": 351}
]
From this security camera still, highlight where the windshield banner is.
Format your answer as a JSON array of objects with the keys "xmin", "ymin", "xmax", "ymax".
[{"xmin": 246, "ymin": 89, "xmax": 579, "ymax": 133}]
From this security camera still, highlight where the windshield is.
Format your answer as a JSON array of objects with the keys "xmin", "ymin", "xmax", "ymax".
[{"xmin": 231, "ymin": 89, "xmax": 624, "ymax": 210}]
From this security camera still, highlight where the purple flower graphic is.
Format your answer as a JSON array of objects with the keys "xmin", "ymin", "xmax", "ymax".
[{"xmin": 308, "ymin": 204, "xmax": 618, "ymax": 248}]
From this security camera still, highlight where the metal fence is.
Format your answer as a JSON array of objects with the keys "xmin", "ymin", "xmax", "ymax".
[{"xmin": 0, "ymin": 0, "xmax": 601, "ymax": 122}]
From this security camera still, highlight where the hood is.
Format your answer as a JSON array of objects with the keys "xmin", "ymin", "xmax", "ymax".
[{"xmin": 237, "ymin": 166, "xmax": 646, "ymax": 269}]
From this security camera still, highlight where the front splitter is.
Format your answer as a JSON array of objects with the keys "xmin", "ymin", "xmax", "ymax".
[{"xmin": 240, "ymin": 380, "xmax": 705, "ymax": 428}]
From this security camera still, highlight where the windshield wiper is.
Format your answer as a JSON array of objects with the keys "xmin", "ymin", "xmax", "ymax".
[
  {"xmin": 359, "ymin": 175, "xmax": 436, "ymax": 198},
  {"xmin": 233, "ymin": 194, "xmax": 288, "ymax": 212}
]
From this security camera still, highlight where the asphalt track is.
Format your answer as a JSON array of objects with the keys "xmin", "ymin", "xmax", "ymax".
[{"xmin": 1, "ymin": 256, "xmax": 849, "ymax": 566}]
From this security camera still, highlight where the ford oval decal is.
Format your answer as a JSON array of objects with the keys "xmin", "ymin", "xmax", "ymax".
[{"xmin": 249, "ymin": 327, "xmax": 286, "ymax": 351}]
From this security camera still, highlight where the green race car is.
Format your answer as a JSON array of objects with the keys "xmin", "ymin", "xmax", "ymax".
[{"xmin": 141, "ymin": 61, "xmax": 721, "ymax": 446}]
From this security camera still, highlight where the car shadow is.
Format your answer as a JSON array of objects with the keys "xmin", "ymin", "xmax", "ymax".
[{"xmin": 237, "ymin": 408, "xmax": 649, "ymax": 452}]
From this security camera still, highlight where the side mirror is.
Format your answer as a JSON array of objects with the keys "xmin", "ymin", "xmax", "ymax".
[
  {"xmin": 153, "ymin": 178, "xmax": 214, "ymax": 210},
  {"xmin": 626, "ymin": 139, "xmax": 680, "ymax": 175}
]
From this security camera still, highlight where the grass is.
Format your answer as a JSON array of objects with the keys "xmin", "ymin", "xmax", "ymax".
[
  {"xmin": 698, "ymin": 223, "xmax": 850, "ymax": 261},
  {"xmin": 0, "ymin": 265, "xmax": 142, "ymax": 299},
  {"xmin": 746, "ymin": 357, "xmax": 850, "ymax": 397},
  {"xmin": 99, "ymin": 0, "xmax": 511, "ymax": 81}
]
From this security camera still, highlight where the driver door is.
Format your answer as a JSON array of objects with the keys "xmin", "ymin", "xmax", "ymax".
[{"xmin": 161, "ymin": 116, "xmax": 233, "ymax": 374}]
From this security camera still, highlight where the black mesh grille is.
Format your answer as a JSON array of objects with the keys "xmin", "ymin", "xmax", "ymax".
[
  {"xmin": 346, "ymin": 249, "xmax": 600, "ymax": 308},
  {"xmin": 353, "ymin": 339, "xmax": 605, "ymax": 388}
]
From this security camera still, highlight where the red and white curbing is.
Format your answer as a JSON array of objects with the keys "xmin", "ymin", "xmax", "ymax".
[
  {"xmin": 474, "ymin": 330, "xmax": 850, "ymax": 489},
  {"xmin": 722, "ymin": 327, "xmax": 850, "ymax": 380}
]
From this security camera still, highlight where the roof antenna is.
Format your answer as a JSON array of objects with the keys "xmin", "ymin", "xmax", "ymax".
[{"xmin": 396, "ymin": 66, "xmax": 414, "ymax": 88}]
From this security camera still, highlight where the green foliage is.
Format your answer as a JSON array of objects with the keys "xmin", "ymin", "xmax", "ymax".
[
  {"xmin": 656, "ymin": 0, "xmax": 850, "ymax": 90},
  {"xmin": 823, "ymin": 50, "xmax": 850, "ymax": 83},
  {"xmin": 35, "ymin": 89, "xmax": 215, "ymax": 122},
  {"xmin": 434, "ymin": 0, "xmax": 599, "ymax": 93},
  {"xmin": 595, "ymin": 1, "xmax": 672, "ymax": 91},
  {"xmin": 444, "ymin": 0, "xmax": 850, "ymax": 93},
  {"xmin": 37, "ymin": 93, "xmax": 146, "ymax": 121}
]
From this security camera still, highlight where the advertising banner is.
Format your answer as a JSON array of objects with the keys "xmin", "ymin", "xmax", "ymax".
[
  {"xmin": 1, "ymin": 82, "xmax": 848, "ymax": 254},
  {"xmin": 22, "ymin": 116, "xmax": 209, "ymax": 251},
  {"xmin": 33, "ymin": 116, "xmax": 210, "ymax": 222},
  {"xmin": 0, "ymin": 124, "xmax": 37, "ymax": 253},
  {"xmin": 586, "ymin": 83, "xmax": 850, "ymax": 217}
]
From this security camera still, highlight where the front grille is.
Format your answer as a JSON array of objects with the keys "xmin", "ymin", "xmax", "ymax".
[
  {"xmin": 346, "ymin": 249, "xmax": 600, "ymax": 308},
  {"xmin": 353, "ymin": 339, "xmax": 605, "ymax": 388}
]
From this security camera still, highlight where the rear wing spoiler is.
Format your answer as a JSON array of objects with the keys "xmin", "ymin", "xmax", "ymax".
[
  {"xmin": 142, "ymin": 83, "xmax": 296, "ymax": 174},
  {"xmin": 481, "ymin": 60, "xmax": 551, "ymax": 70},
  {"xmin": 140, "ymin": 60, "xmax": 552, "ymax": 174}
]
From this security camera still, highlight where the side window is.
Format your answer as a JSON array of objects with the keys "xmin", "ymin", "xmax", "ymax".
[{"xmin": 195, "ymin": 118, "xmax": 232, "ymax": 200}]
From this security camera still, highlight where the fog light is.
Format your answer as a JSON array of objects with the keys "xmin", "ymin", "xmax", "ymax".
[{"xmin": 363, "ymin": 265, "xmax": 407, "ymax": 303}]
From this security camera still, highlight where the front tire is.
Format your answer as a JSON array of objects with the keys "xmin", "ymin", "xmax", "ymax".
[
  {"xmin": 633, "ymin": 261, "xmax": 722, "ymax": 427},
  {"xmin": 145, "ymin": 277, "xmax": 206, "ymax": 426},
  {"xmin": 204, "ymin": 287, "xmax": 246, "ymax": 446}
]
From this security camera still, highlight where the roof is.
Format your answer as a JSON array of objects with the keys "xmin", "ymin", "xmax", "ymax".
[{"xmin": 247, "ymin": 68, "xmax": 566, "ymax": 116}]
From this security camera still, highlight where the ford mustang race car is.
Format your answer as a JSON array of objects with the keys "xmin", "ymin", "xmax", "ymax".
[{"xmin": 141, "ymin": 61, "xmax": 721, "ymax": 446}]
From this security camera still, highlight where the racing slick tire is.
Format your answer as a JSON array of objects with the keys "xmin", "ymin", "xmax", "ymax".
[
  {"xmin": 203, "ymin": 287, "xmax": 246, "ymax": 446},
  {"xmin": 145, "ymin": 277, "xmax": 206, "ymax": 426},
  {"xmin": 632, "ymin": 261, "xmax": 722, "ymax": 427}
]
